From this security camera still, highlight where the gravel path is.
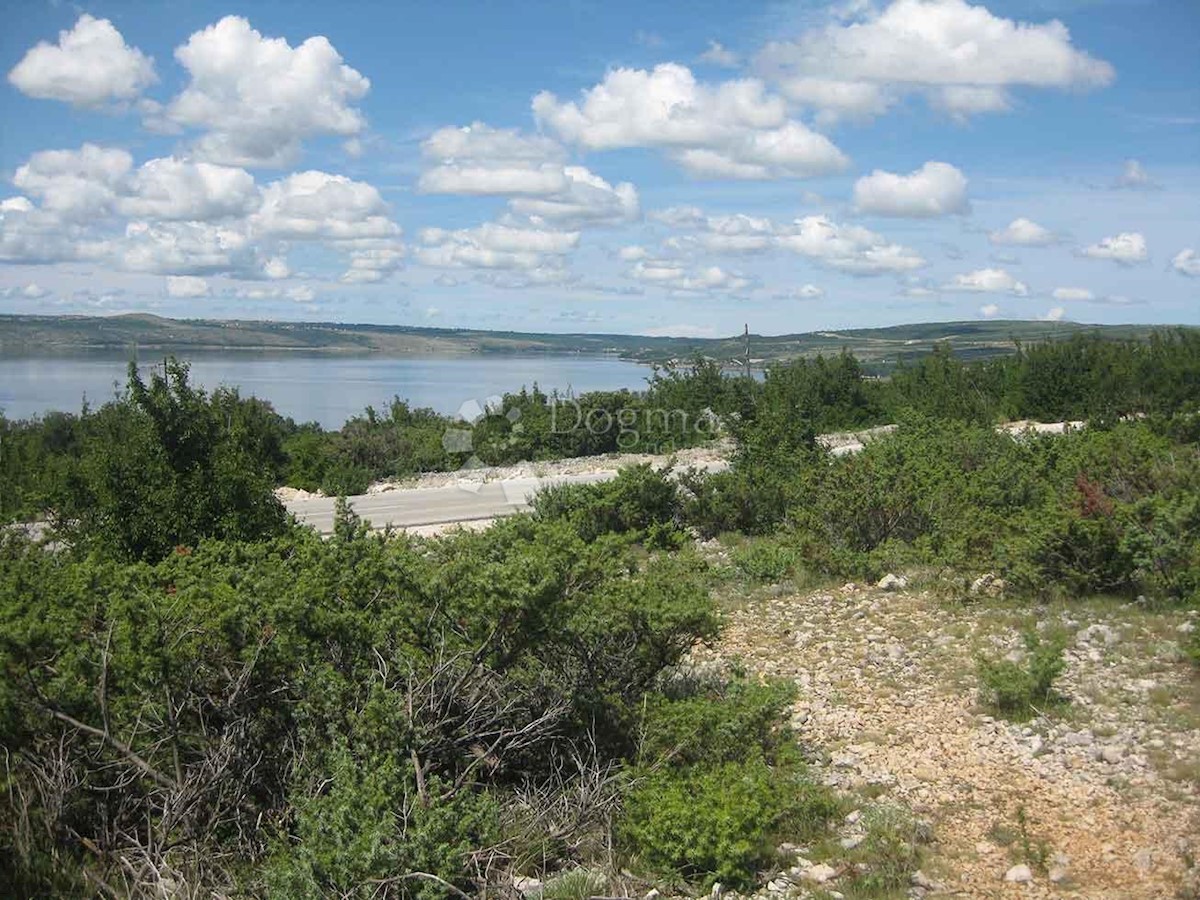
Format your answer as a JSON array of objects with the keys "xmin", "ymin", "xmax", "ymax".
[{"xmin": 694, "ymin": 579, "xmax": 1200, "ymax": 898}]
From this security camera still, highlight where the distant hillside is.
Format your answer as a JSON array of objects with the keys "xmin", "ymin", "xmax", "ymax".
[{"xmin": 0, "ymin": 313, "xmax": 1184, "ymax": 368}]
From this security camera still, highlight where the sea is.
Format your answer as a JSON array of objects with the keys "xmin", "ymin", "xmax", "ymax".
[{"xmin": 0, "ymin": 352, "xmax": 655, "ymax": 429}]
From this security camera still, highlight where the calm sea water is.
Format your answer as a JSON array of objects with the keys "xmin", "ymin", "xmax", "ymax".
[{"xmin": 0, "ymin": 353, "xmax": 654, "ymax": 429}]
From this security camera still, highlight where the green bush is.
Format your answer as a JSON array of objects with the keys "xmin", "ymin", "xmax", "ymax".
[
  {"xmin": 0, "ymin": 507, "xmax": 717, "ymax": 895},
  {"xmin": 531, "ymin": 464, "xmax": 682, "ymax": 543},
  {"xmin": 620, "ymin": 761, "xmax": 835, "ymax": 890},
  {"xmin": 728, "ymin": 538, "xmax": 802, "ymax": 582},
  {"xmin": 619, "ymin": 675, "xmax": 837, "ymax": 889},
  {"xmin": 976, "ymin": 630, "xmax": 1068, "ymax": 719},
  {"xmin": 639, "ymin": 676, "xmax": 799, "ymax": 768}
]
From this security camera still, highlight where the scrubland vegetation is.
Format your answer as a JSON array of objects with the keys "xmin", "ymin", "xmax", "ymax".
[{"xmin": 1, "ymin": 328, "xmax": 1198, "ymax": 896}]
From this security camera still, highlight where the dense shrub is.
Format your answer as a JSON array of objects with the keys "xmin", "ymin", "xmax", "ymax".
[
  {"xmin": 620, "ymin": 761, "xmax": 833, "ymax": 890},
  {"xmin": 620, "ymin": 676, "xmax": 836, "ymax": 889},
  {"xmin": 531, "ymin": 464, "xmax": 684, "ymax": 546},
  {"xmin": 44, "ymin": 360, "xmax": 288, "ymax": 561},
  {"xmin": 728, "ymin": 538, "xmax": 803, "ymax": 582},
  {"xmin": 0, "ymin": 510, "xmax": 717, "ymax": 896}
]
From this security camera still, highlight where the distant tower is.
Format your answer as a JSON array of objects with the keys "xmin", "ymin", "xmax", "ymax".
[{"xmin": 743, "ymin": 323, "xmax": 751, "ymax": 380}]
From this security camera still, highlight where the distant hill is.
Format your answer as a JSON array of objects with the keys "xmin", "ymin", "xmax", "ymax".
[{"xmin": 0, "ymin": 313, "xmax": 1185, "ymax": 369}]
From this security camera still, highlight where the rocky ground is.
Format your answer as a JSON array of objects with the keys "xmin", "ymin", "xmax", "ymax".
[{"xmin": 692, "ymin": 566, "xmax": 1200, "ymax": 899}]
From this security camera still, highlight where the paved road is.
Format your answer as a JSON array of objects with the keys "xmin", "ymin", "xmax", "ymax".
[{"xmin": 287, "ymin": 471, "xmax": 633, "ymax": 534}]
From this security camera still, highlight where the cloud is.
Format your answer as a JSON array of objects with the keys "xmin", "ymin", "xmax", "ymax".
[
  {"xmin": 756, "ymin": 0, "xmax": 1113, "ymax": 122},
  {"xmin": 778, "ymin": 283, "xmax": 825, "ymax": 300},
  {"xmin": 117, "ymin": 220, "xmax": 255, "ymax": 275},
  {"xmin": 980, "ymin": 303, "xmax": 1000, "ymax": 318},
  {"xmin": 416, "ymin": 221, "xmax": 578, "ymax": 277},
  {"xmin": 1113, "ymin": 159, "xmax": 1158, "ymax": 190},
  {"xmin": 628, "ymin": 259, "xmax": 750, "ymax": 293},
  {"xmin": 508, "ymin": 167, "xmax": 639, "ymax": 227},
  {"xmin": 649, "ymin": 205, "xmax": 707, "ymax": 228},
  {"xmin": 776, "ymin": 78, "xmax": 892, "ymax": 124},
  {"xmin": 161, "ymin": 16, "xmax": 370, "ymax": 167},
  {"xmin": 853, "ymin": 161, "xmax": 969, "ymax": 217},
  {"xmin": 945, "ymin": 267, "xmax": 1029, "ymax": 295},
  {"xmin": 13, "ymin": 144, "xmax": 133, "ymax": 220},
  {"xmin": 698, "ymin": 41, "xmax": 739, "ymax": 68},
  {"xmin": 1052, "ymin": 286, "xmax": 1093, "ymax": 301},
  {"xmin": 13, "ymin": 145, "xmax": 261, "ymax": 225},
  {"xmin": 253, "ymin": 171, "xmax": 397, "ymax": 241},
  {"xmin": 166, "ymin": 275, "xmax": 211, "ymax": 298},
  {"xmin": 3, "ymin": 144, "xmax": 406, "ymax": 283},
  {"xmin": 1040, "ymin": 306, "xmax": 1066, "ymax": 321},
  {"xmin": 618, "ymin": 245, "xmax": 649, "ymax": 261},
  {"xmin": 989, "ymin": 217, "xmax": 1056, "ymax": 246},
  {"xmin": 0, "ymin": 283, "xmax": 51, "ymax": 300},
  {"xmin": 930, "ymin": 85, "xmax": 1011, "ymax": 119},
  {"xmin": 695, "ymin": 214, "xmax": 776, "ymax": 253},
  {"xmin": 8, "ymin": 14, "xmax": 155, "ymax": 108},
  {"xmin": 1172, "ymin": 248, "xmax": 1200, "ymax": 277},
  {"xmin": 121, "ymin": 157, "xmax": 260, "ymax": 221},
  {"xmin": 419, "ymin": 123, "xmax": 567, "ymax": 195},
  {"xmin": 420, "ymin": 122, "xmax": 639, "ymax": 226},
  {"xmin": 1081, "ymin": 232, "xmax": 1148, "ymax": 264},
  {"xmin": 263, "ymin": 256, "xmax": 290, "ymax": 279},
  {"xmin": 776, "ymin": 215, "xmax": 926, "ymax": 275},
  {"xmin": 533, "ymin": 63, "xmax": 848, "ymax": 180}
]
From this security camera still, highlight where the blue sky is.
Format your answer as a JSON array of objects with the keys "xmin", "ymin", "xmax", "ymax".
[{"xmin": 0, "ymin": 0, "xmax": 1196, "ymax": 337}]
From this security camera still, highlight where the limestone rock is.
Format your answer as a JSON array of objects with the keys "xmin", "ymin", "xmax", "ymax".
[{"xmin": 1004, "ymin": 864, "xmax": 1033, "ymax": 883}]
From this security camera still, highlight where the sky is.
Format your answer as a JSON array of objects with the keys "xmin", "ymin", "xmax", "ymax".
[{"xmin": 0, "ymin": 0, "xmax": 1197, "ymax": 338}]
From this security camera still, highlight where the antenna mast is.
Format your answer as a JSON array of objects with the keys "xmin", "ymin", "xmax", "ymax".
[{"xmin": 743, "ymin": 323, "xmax": 751, "ymax": 380}]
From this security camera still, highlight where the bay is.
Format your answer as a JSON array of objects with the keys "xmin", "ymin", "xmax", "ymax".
[{"xmin": 0, "ymin": 352, "xmax": 654, "ymax": 429}]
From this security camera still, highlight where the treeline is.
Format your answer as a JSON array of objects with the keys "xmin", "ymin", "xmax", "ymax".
[{"xmin": 2, "ymin": 330, "xmax": 1198, "ymax": 526}]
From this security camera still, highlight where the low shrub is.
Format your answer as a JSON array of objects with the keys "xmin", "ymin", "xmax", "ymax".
[
  {"xmin": 531, "ymin": 464, "xmax": 682, "ymax": 543},
  {"xmin": 976, "ymin": 630, "xmax": 1068, "ymax": 719},
  {"xmin": 620, "ymin": 761, "xmax": 835, "ymax": 890},
  {"xmin": 728, "ymin": 538, "xmax": 802, "ymax": 582},
  {"xmin": 841, "ymin": 805, "xmax": 929, "ymax": 896},
  {"xmin": 619, "ymin": 675, "xmax": 837, "ymax": 889},
  {"xmin": 639, "ymin": 676, "xmax": 799, "ymax": 769}
]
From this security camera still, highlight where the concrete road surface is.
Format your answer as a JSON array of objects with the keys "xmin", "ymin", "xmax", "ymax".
[{"xmin": 287, "ymin": 471, "xmax": 628, "ymax": 534}]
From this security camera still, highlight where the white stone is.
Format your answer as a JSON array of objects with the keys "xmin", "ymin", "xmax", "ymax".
[
  {"xmin": 878, "ymin": 573, "xmax": 908, "ymax": 591},
  {"xmin": 1004, "ymin": 864, "xmax": 1033, "ymax": 883},
  {"xmin": 803, "ymin": 863, "xmax": 838, "ymax": 884}
]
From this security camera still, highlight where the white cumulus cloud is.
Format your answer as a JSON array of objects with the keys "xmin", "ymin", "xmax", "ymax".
[
  {"xmin": 946, "ymin": 267, "xmax": 1028, "ymax": 295},
  {"xmin": 980, "ymin": 303, "xmax": 1000, "ymax": 318},
  {"xmin": 162, "ymin": 16, "xmax": 370, "ymax": 167},
  {"xmin": 533, "ymin": 63, "xmax": 848, "ymax": 180},
  {"xmin": 989, "ymin": 217, "xmax": 1056, "ymax": 246},
  {"xmin": 756, "ymin": 0, "xmax": 1114, "ymax": 122},
  {"xmin": 8, "ymin": 14, "xmax": 156, "ymax": 108},
  {"xmin": 166, "ymin": 275, "xmax": 211, "ymax": 298},
  {"xmin": 1082, "ymin": 232, "xmax": 1148, "ymax": 264},
  {"xmin": 1171, "ymin": 248, "xmax": 1200, "ymax": 277},
  {"xmin": 853, "ymin": 161, "xmax": 969, "ymax": 217},
  {"xmin": 776, "ymin": 215, "xmax": 926, "ymax": 275},
  {"xmin": 420, "ymin": 122, "xmax": 638, "ymax": 227}
]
